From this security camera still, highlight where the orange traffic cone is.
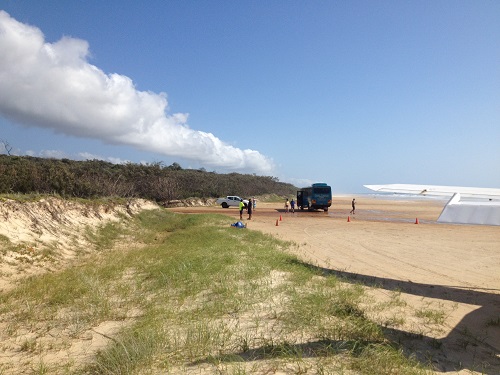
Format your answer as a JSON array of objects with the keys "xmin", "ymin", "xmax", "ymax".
[
  {"xmin": 347, "ymin": 216, "xmax": 351, "ymax": 222},
  {"xmin": 415, "ymin": 218, "xmax": 419, "ymax": 224},
  {"xmin": 276, "ymin": 219, "xmax": 279, "ymax": 226},
  {"xmin": 279, "ymin": 215, "xmax": 283, "ymax": 221}
]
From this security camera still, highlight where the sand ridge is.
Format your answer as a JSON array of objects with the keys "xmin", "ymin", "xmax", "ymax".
[{"xmin": 0, "ymin": 197, "xmax": 158, "ymax": 291}]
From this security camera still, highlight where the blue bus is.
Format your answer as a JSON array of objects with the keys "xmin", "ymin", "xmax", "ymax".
[{"xmin": 297, "ymin": 183, "xmax": 332, "ymax": 212}]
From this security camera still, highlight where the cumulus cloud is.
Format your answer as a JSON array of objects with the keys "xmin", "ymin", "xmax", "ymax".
[
  {"xmin": 286, "ymin": 178, "xmax": 314, "ymax": 188},
  {"xmin": 39, "ymin": 149, "xmax": 69, "ymax": 159},
  {"xmin": 0, "ymin": 11, "xmax": 274, "ymax": 174},
  {"xmin": 77, "ymin": 152, "xmax": 129, "ymax": 165}
]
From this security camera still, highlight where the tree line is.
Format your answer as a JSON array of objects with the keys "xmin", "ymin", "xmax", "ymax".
[{"xmin": 0, "ymin": 155, "xmax": 297, "ymax": 202}]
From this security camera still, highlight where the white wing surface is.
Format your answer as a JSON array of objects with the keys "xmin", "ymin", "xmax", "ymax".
[
  {"xmin": 364, "ymin": 184, "xmax": 500, "ymax": 200},
  {"xmin": 363, "ymin": 184, "xmax": 500, "ymax": 225}
]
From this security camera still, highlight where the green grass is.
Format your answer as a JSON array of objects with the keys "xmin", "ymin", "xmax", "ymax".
[
  {"xmin": 0, "ymin": 193, "xmax": 48, "ymax": 203},
  {"xmin": 415, "ymin": 306, "xmax": 446, "ymax": 326},
  {"xmin": 486, "ymin": 316, "xmax": 500, "ymax": 327},
  {"xmin": 257, "ymin": 193, "xmax": 291, "ymax": 203},
  {"xmin": 0, "ymin": 208, "xmax": 433, "ymax": 374},
  {"xmin": 0, "ymin": 234, "xmax": 14, "ymax": 256}
]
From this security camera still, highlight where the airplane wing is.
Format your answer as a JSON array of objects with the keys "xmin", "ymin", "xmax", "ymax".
[
  {"xmin": 363, "ymin": 184, "xmax": 500, "ymax": 226},
  {"xmin": 364, "ymin": 184, "xmax": 500, "ymax": 200}
]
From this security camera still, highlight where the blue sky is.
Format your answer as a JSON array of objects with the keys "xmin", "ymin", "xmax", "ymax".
[{"xmin": 1, "ymin": 1, "xmax": 499, "ymax": 193}]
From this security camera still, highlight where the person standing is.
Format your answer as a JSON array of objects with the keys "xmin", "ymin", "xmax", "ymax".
[
  {"xmin": 239, "ymin": 199, "xmax": 245, "ymax": 220},
  {"xmin": 247, "ymin": 198, "xmax": 253, "ymax": 220},
  {"xmin": 285, "ymin": 199, "xmax": 289, "ymax": 213},
  {"xmin": 253, "ymin": 197, "xmax": 256, "ymax": 210},
  {"xmin": 350, "ymin": 198, "xmax": 356, "ymax": 214},
  {"xmin": 290, "ymin": 198, "xmax": 295, "ymax": 213}
]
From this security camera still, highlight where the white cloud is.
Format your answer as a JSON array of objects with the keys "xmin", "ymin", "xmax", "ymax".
[
  {"xmin": 77, "ymin": 152, "xmax": 129, "ymax": 165},
  {"xmin": 39, "ymin": 149, "xmax": 69, "ymax": 159},
  {"xmin": 283, "ymin": 177, "xmax": 314, "ymax": 189},
  {"xmin": 0, "ymin": 11, "xmax": 274, "ymax": 174}
]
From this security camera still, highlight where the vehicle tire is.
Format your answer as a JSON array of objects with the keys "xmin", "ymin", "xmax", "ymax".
[
  {"xmin": 221, "ymin": 202, "xmax": 228, "ymax": 208},
  {"xmin": 324, "ymin": 207, "xmax": 328, "ymax": 212}
]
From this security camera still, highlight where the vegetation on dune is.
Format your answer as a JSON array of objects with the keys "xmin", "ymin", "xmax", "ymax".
[
  {"xmin": 0, "ymin": 209, "xmax": 432, "ymax": 374},
  {"xmin": 0, "ymin": 152, "xmax": 441, "ymax": 373},
  {"xmin": 0, "ymin": 155, "xmax": 297, "ymax": 202}
]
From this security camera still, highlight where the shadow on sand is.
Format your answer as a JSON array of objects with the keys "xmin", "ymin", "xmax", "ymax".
[
  {"xmin": 321, "ymin": 265, "xmax": 500, "ymax": 373},
  {"xmin": 191, "ymin": 260, "xmax": 500, "ymax": 373}
]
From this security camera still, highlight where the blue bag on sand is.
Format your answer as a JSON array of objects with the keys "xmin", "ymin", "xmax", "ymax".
[{"xmin": 231, "ymin": 221, "xmax": 246, "ymax": 228}]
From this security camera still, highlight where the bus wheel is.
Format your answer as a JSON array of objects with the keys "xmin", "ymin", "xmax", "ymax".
[{"xmin": 324, "ymin": 208, "xmax": 328, "ymax": 212}]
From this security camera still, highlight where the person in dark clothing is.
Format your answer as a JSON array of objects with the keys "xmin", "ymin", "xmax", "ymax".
[
  {"xmin": 247, "ymin": 198, "xmax": 253, "ymax": 220},
  {"xmin": 350, "ymin": 198, "xmax": 356, "ymax": 214}
]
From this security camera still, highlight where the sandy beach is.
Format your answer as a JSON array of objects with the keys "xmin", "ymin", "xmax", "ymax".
[{"xmin": 170, "ymin": 196, "xmax": 500, "ymax": 373}]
